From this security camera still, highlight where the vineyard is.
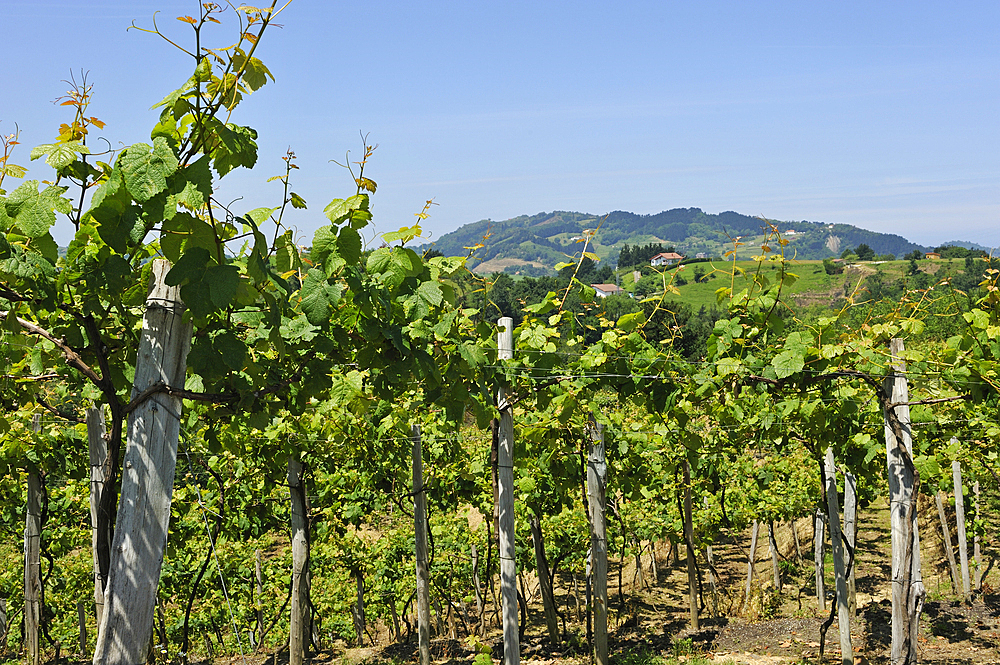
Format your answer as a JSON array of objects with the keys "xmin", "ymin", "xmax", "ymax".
[{"xmin": 2, "ymin": 5, "xmax": 1000, "ymax": 665}]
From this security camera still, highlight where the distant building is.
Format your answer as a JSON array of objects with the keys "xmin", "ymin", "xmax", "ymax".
[
  {"xmin": 695, "ymin": 252, "xmax": 708, "ymax": 259},
  {"xmin": 650, "ymin": 252, "xmax": 684, "ymax": 267},
  {"xmin": 784, "ymin": 230, "xmax": 798, "ymax": 236},
  {"xmin": 591, "ymin": 283, "xmax": 623, "ymax": 298},
  {"xmin": 925, "ymin": 252, "xmax": 941, "ymax": 260}
]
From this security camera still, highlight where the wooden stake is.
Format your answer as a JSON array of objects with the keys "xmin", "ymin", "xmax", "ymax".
[
  {"xmin": 768, "ymin": 521, "xmax": 781, "ymax": 593},
  {"xmin": 496, "ymin": 317, "xmax": 520, "ymax": 665},
  {"xmin": 255, "ymin": 549, "xmax": 264, "ymax": 644},
  {"xmin": 952, "ymin": 457, "xmax": 971, "ymax": 601},
  {"xmin": 0, "ymin": 598, "xmax": 7, "ymax": 651},
  {"xmin": 815, "ymin": 510, "xmax": 826, "ymax": 611},
  {"xmin": 92, "ymin": 260, "xmax": 193, "ymax": 665},
  {"xmin": 288, "ymin": 454, "xmax": 309, "ymax": 665},
  {"xmin": 935, "ymin": 491, "xmax": 960, "ymax": 595},
  {"xmin": 87, "ymin": 407, "xmax": 107, "ymax": 625},
  {"xmin": 412, "ymin": 425, "xmax": 430, "ymax": 665},
  {"xmin": 825, "ymin": 447, "xmax": 853, "ymax": 665},
  {"xmin": 745, "ymin": 520, "xmax": 759, "ymax": 602},
  {"xmin": 974, "ymin": 481, "xmax": 982, "ymax": 591},
  {"xmin": 683, "ymin": 460, "xmax": 699, "ymax": 629},
  {"xmin": 586, "ymin": 413, "xmax": 608, "ymax": 665},
  {"xmin": 883, "ymin": 338, "xmax": 925, "ymax": 665},
  {"xmin": 26, "ymin": 414, "xmax": 42, "ymax": 665},
  {"xmin": 844, "ymin": 471, "xmax": 858, "ymax": 618},
  {"xmin": 78, "ymin": 600, "xmax": 88, "ymax": 654}
]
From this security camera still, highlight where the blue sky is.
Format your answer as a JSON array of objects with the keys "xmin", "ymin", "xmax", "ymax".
[{"xmin": 4, "ymin": 1, "xmax": 998, "ymax": 249}]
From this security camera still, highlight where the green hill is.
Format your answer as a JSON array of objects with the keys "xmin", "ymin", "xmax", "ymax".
[{"xmin": 418, "ymin": 208, "xmax": 928, "ymax": 274}]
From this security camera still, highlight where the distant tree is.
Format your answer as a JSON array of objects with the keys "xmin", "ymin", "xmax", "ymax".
[
  {"xmin": 823, "ymin": 258, "xmax": 843, "ymax": 275},
  {"xmin": 840, "ymin": 248, "xmax": 857, "ymax": 260},
  {"xmin": 855, "ymin": 243, "xmax": 877, "ymax": 261},
  {"xmin": 904, "ymin": 250, "xmax": 924, "ymax": 261},
  {"xmin": 877, "ymin": 253, "xmax": 896, "ymax": 262},
  {"xmin": 907, "ymin": 258, "xmax": 920, "ymax": 276},
  {"xmin": 693, "ymin": 267, "xmax": 707, "ymax": 283}
]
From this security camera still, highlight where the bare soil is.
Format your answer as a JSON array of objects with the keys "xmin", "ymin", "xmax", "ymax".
[
  {"xmin": 330, "ymin": 497, "xmax": 1000, "ymax": 665},
  {"xmin": 174, "ymin": 497, "xmax": 1000, "ymax": 665}
]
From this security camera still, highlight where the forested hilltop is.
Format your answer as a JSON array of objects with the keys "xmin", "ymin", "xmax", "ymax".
[{"xmin": 419, "ymin": 208, "xmax": 930, "ymax": 275}]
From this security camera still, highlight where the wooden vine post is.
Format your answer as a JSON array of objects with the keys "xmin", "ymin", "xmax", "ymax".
[
  {"xmin": 87, "ymin": 407, "xmax": 107, "ymax": 624},
  {"xmin": 844, "ymin": 470, "xmax": 858, "ymax": 617},
  {"xmin": 814, "ymin": 510, "xmax": 826, "ymax": 611},
  {"xmin": 745, "ymin": 520, "xmax": 759, "ymax": 602},
  {"xmin": 974, "ymin": 481, "xmax": 982, "ymax": 591},
  {"xmin": 952, "ymin": 456, "xmax": 971, "ymax": 602},
  {"xmin": 288, "ymin": 454, "xmax": 309, "ymax": 665},
  {"xmin": 412, "ymin": 425, "xmax": 431, "ymax": 665},
  {"xmin": 824, "ymin": 447, "xmax": 853, "ymax": 665},
  {"xmin": 496, "ymin": 317, "xmax": 520, "ymax": 665},
  {"xmin": 683, "ymin": 460, "xmax": 699, "ymax": 629},
  {"xmin": 935, "ymin": 491, "xmax": 960, "ymax": 594},
  {"xmin": 93, "ymin": 260, "xmax": 193, "ymax": 665},
  {"xmin": 586, "ymin": 413, "xmax": 608, "ymax": 665},
  {"xmin": 883, "ymin": 338, "xmax": 925, "ymax": 665},
  {"xmin": 767, "ymin": 521, "xmax": 781, "ymax": 593},
  {"xmin": 25, "ymin": 414, "xmax": 42, "ymax": 665}
]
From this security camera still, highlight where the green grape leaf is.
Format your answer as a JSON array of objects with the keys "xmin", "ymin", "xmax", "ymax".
[
  {"xmin": 172, "ymin": 155, "xmax": 213, "ymax": 210},
  {"xmin": 212, "ymin": 123, "xmax": 258, "ymax": 176},
  {"xmin": 165, "ymin": 247, "xmax": 212, "ymax": 286},
  {"xmin": 213, "ymin": 330, "xmax": 246, "ymax": 371},
  {"xmin": 771, "ymin": 349, "xmax": 805, "ymax": 379},
  {"xmin": 5, "ymin": 181, "xmax": 71, "ymax": 238},
  {"xmin": 324, "ymin": 194, "xmax": 370, "ymax": 226},
  {"xmin": 337, "ymin": 226, "xmax": 362, "ymax": 266},
  {"xmin": 30, "ymin": 142, "xmax": 90, "ymax": 170},
  {"xmin": 120, "ymin": 137, "xmax": 179, "ymax": 203},
  {"xmin": 300, "ymin": 268, "xmax": 344, "ymax": 325}
]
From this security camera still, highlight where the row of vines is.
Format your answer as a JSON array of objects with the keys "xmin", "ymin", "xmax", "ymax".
[{"xmin": 2, "ymin": 5, "xmax": 999, "ymax": 665}]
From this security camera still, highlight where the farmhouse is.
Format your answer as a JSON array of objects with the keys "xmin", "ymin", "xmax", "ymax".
[
  {"xmin": 591, "ymin": 283, "xmax": 623, "ymax": 298},
  {"xmin": 650, "ymin": 252, "xmax": 684, "ymax": 267},
  {"xmin": 925, "ymin": 252, "xmax": 941, "ymax": 260}
]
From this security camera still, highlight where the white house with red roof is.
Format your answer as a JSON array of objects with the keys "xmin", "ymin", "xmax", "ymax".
[{"xmin": 650, "ymin": 252, "xmax": 684, "ymax": 267}]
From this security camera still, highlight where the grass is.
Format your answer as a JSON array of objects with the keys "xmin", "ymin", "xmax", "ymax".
[
  {"xmin": 612, "ymin": 646, "xmax": 737, "ymax": 665},
  {"xmin": 619, "ymin": 258, "xmax": 966, "ymax": 312}
]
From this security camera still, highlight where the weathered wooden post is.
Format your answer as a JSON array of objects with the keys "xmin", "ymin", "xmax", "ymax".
[
  {"xmin": 78, "ymin": 600, "xmax": 88, "ymax": 654},
  {"xmin": 844, "ymin": 470, "xmax": 858, "ymax": 618},
  {"xmin": 87, "ymin": 407, "xmax": 107, "ymax": 625},
  {"xmin": 26, "ymin": 414, "xmax": 42, "ymax": 665},
  {"xmin": 825, "ymin": 447, "xmax": 853, "ymax": 665},
  {"xmin": 586, "ymin": 413, "xmax": 608, "ymax": 665},
  {"xmin": 745, "ymin": 520, "xmax": 759, "ymax": 602},
  {"xmin": 768, "ymin": 521, "xmax": 781, "ymax": 592},
  {"xmin": 883, "ymin": 338, "xmax": 924, "ymax": 665},
  {"xmin": 683, "ymin": 460, "xmax": 699, "ymax": 629},
  {"xmin": 815, "ymin": 509, "xmax": 826, "ymax": 611},
  {"xmin": 952, "ymin": 456, "xmax": 971, "ymax": 601},
  {"xmin": 93, "ymin": 260, "xmax": 193, "ymax": 665},
  {"xmin": 496, "ymin": 317, "xmax": 520, "ymax": 665},
  {"xmin": 935, "ymin": 491, "xmax": 960, "ymax": 594},
  {"xmin": 974, "ymin": 480, "xmax": 983, "ymax": 591},
  {"xmin": 412, "ymin": 425, "xmax": 431, "ymax": 665},
  {"xmin": 288, "ymin": 454, "xmax": 309, "ymax": 665},
  {"xmin": 0, "ymin": 598, "xmax": 7, "ymax": 651},
  {"xmin": 255, "ymin": 549, "xmax": 264, "ymax": 645}
]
